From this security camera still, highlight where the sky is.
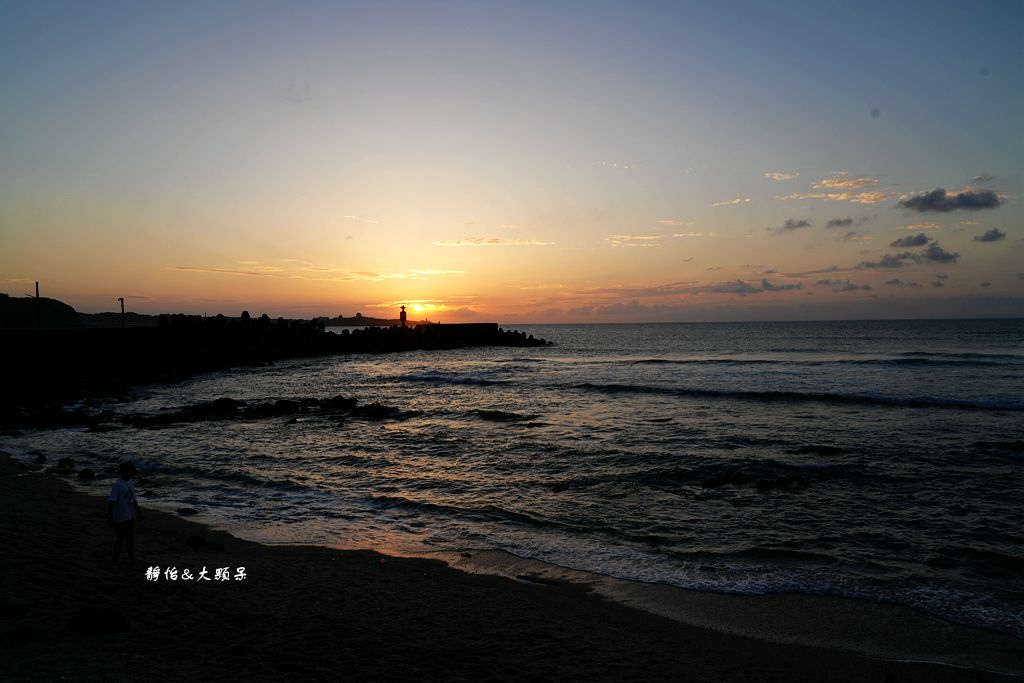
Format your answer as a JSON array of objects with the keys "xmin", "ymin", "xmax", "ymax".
[{"xmin": 1, "ymin": 0, "xmax": 1022, "ymax": 323}]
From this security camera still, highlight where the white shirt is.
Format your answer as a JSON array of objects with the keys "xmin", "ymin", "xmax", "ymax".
[{"xmin": 108, "ymin": 478, "xmax": 137, "ymax": 523}]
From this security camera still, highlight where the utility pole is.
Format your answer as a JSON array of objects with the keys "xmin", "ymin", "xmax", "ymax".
[
  {"xmin": 35, "ymin": 282, "xmax": 40, "ymax": 328},
  {"xmin": 118, "ymin": 297, "xmax": 125, "ymax": 329}
]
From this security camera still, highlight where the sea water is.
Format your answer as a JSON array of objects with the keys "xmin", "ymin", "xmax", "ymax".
[{"xmin": 6, "ymin": 319, "xmax": 1023, "ymax": 637}]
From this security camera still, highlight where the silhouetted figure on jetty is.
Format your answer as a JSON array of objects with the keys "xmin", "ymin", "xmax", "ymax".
[
  {"xmin": 108, "ymin": 462, "xmax": 141, "ymax": 564},
  {"xmin": 399, "ymin": 305, "xmax": 407, "ymax": 328}
]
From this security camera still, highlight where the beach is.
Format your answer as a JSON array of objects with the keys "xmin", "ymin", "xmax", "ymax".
[{"xmin": 1, "ymin": 453, "xmax": 1020, "ymax": 682}]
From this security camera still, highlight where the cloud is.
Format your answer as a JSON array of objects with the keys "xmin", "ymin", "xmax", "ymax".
[
  {"xmin": 857, "ymin": 240, "xmax": 960, "ymax": 268},
  {"xmin": 898, "ymin": 187, "xmax": 1003, "ymax": 212},
  {"xmin": 672, "ymin": 231, "xmax": 714, "ymax": 238},
  {"xmin": 827, "ymin": 217, "xmax": 854, "ymax": 228},
  {"xmin": 711, "ymin": 197, "xmax": 751, "ymax": 207},
  {"xmin": 710, "ymin": 279, "xmax": 802, "ymax": 295},
  {"xmin": 595, "ymin": 161, "xmax": 639, "ymax": 170},
  {"xmin": 884, "ymin": 279, "xmax": 921, "ymax": 288},
  {"xmin": 921, "ymin": 242, "xmax": 959, "ymax": 263},
  {"xmin": 962, "ymin": 219, "xmax": 980, "ymax": 226},
  {"xmin": 931, "ymin": 280, "xmax": 945, "ymax": 288},
  {"xmin": 973, "ymin": 228, "xmax": 1006, "ymax": 242},
  {"xmin": 816, "ymin": 278, "xmax": 872, "ymax": 292},
  {"xmin": 606, "ymin": 234, "xmax": 663, "ymax": 248},
  {"xmin": 408, "ymin": 269, "xmax": 465, "ymax": 276},
  {"xmin": 173, "ymin": 262, "xmax": 462, "ymax": 283},
  {"xmin": 765, "ymin": 172, "xmax": 799, "ymax": 181},
  {"xmin": 342, "ymin": 215, "xmax": 379, "ymax": 224},
  {"xmin": 433, "ymin": 237, "xmax": 554, "ymax": 247},
  {"xmin": 777, "ymin": 192, "xmax": 890, "ymax": 204},
  {"xmin": 760, "ymin": 278, "xmax": 803, "ymax": 292},
  {"xmin": 771, "ymin": 218, "xmax": 813, "ymax": 233},
  {"xmin": 890, "ymin": 233, "xmax": 932, "ymax": 247},
  {"xmin": 518, "ymin": 283, "xmax": 565, "ymax": 291},
  {"xmin": 935, "ymin": 272, "xmax": 950, "ymax": 280},
  {"xmin": 980, "ymin": 281, "xmax": 992, "ymax": 288},
  {"xmin": 895, "ymin": 222, "xmax": 939, "ymax": 231},
  {"xmin": 712, "ymin": 280, "xmax": 761, "ymax": 295},
  {"xmin": 813, "ymin": 176, "xmax": 879, "ymax": 190},
  {"xmin": 173, "ymin": 266, "xmax": 291, "ymax": 278},
  {"xmin": 658, "ymin": 219, "xmax": 694, "ymax": 227},
  {"xmin": 501, "ymin": 224, "xmax": 520, "ymax": 229},
  {"xmin": 972, "ymin": 174, "xmax": 996, "ymax": 184}
]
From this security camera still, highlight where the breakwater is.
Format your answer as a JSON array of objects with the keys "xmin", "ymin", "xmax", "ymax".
[{"xmin": 0, "ymin": 317, "xmax": 548, "ymax": 427}]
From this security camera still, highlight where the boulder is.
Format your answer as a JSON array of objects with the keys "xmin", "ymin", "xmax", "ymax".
[{"xmin": 185, "ymin": 535, "xmax": 208, "ymax": 550}]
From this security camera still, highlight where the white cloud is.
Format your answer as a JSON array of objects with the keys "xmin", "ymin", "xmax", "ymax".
[
  {"xmin": 895, "ymin": 222, "xmax": 939, "ymax": 231},
  {"xmin": 658, "ymin": 219, "xmax": 694, "ymax": 227},
  {"xmin": 711, "ymin": 197, "xmax": 751, "ymax": 207},
  {"xmin": 764, "ymin": 172, "xmax": 799, "ymax": 181},
  {"xmin": 433, "ymin": 237, "xmax": 554, "ymax": 247},
  {"xmin": 777, "ymin": 192, "xmax": 889, "ymax": 204},
  {"xmin": 813, "ymin": 176, "xmax": 879, "ymax": 190},
  {"xmin": 606, "ymin": 234, "xmax": 663, "ymax": 248}
]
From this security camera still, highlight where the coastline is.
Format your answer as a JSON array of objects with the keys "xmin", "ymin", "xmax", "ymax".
[{"xmin": 2, "ymin": 453, "xmax": 1020, "ymax": 682}]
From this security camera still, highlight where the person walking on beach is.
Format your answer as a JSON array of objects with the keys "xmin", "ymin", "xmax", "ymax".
[{"xmin": 108, "ymin": 462, "xmax": 141, "ymax": 564}]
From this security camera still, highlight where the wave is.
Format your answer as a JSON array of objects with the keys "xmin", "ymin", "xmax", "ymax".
[
  {"xmin": 466, "ymin": 409, "xmax": 538, "ymax": 423},
  {"xmin": 571, "ymin": 382, "xmax": 1024, "ymax": 411},
  {"xmin": 402, "ymin": 373, "xmax": 512, "ymax": 387},
  {"xmin": 630, "ymin": 357, "xmax": 1014, "ymax": 368},
  {"xmin": 373, "ymin": 494, "xmax": 568, "ymax": 531}
]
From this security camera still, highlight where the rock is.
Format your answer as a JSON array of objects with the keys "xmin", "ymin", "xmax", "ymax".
[
  {"xmin": 321, "ymin": 395, "xmax": 357, "ymax": 412},
  {"xmin": 33, "ymin": 453, "xmax": 47, "ymax": 464},
  {"xmin": 67, "ymin": 606, "xmax": 129, "ymax": 635},
  {"xmin": 273, "ymin": 399, "xmax": 299, "ymax": 414},
  {"xmin": 355, "ymin": 402, "xmax": 396, "ymax": 419},
  {"xmin": 176, "ymin": 507, "xmax": 199, "ymax": 516},
  {"xmin": 76, "ymin": 468, "xmax": 96, "ymax": 481},
  {"xmin": 56, "ymin": 457, "xmax": 76, "ymax": 469},
  {"xmin": 186, "ymin": 535, "xmax": 208, "ymax": 549},
  {"xmin": 284, "ymin": 418, "xmax": 298, "ymax": 425}
]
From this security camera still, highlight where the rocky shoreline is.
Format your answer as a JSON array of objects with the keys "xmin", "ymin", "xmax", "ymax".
[{"xmin": 0, "ymin": 318, "xmax": 548, "ymax": 430}]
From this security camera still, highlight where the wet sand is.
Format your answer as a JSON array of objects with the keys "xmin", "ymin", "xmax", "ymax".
[{"xmin": 1, "ymin": 453, "xmax": 1020, "ymax": 682}]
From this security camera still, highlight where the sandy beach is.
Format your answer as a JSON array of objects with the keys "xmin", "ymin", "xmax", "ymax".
[{"xmin": 1, "ymin": 453, "xmax": 1020, "ymax": 682}]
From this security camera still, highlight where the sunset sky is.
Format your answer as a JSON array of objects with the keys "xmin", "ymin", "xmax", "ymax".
[{"xmin": 2, "ymin": 0, "xmax": 1021, "ymax": 322}]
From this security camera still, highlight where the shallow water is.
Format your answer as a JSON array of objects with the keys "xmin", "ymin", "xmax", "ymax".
[{"xmin": 7, "ymin": 319, "xmax": 1023, "ymax": 637}]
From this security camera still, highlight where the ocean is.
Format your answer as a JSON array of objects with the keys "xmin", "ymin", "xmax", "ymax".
[{"xmin": 6, "ymin": 319, "xmax": 1023, "ymax": 637}]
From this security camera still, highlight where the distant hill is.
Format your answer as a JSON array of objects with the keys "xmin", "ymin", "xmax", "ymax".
[
  {"xmin": 0, "ymin": 293, "xmax": 80, "ymax": 328},
  {"xmin": 79, "ymin": 311, "xmax": 159, "ymax": 328},
  {"xmin": 0, "ymin": 293, "xmax": 432, "ymax": 329}
]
